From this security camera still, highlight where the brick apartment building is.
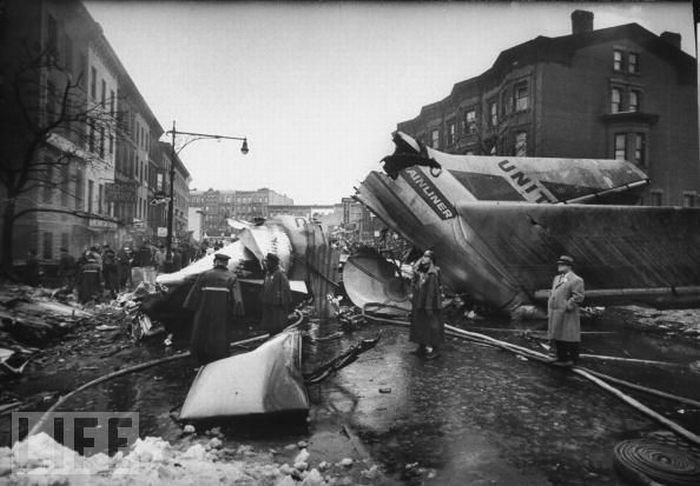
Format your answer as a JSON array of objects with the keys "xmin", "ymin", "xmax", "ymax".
[
  {"xmin": 0, "ymin": 0, "xmax": 189, "ymax": 267},
  {"xmin": 189, "ymin": 187, "xmax": 293, "ymax": 236},
  {"xmin": 396, "ymin": 11, "xmax": 699, "ymax": 206}
]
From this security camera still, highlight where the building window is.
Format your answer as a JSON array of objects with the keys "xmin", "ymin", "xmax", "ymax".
[
  {"xmin": 99, "ymin": 126, "xmax": 105, "ymax": 158},
  {"xmin": 628, "ymin": 53, "xmax": 639, "ymax": 74},
  {"xmin": 650, "ymin": 191, "xmax": 663, "ymax": 206},
  {"xmin": 98, "ymin": 184, "xmax": 103, "ymax": 214},
  {"xmin": 447, "ymin": 121, "xmax": 456, "ymax": 145},
  {"xmin": 90, "ymin": 66, "xmax": 97, "ymax": 99},
  {"xmin": 43, "ymin": 232, "xmax": 53, "ymax": 260},
  {"xmin": 634, "ymin": 133, "xmax": 646, "ymax": 167},
  {"xmin": 629, "ymin": 90, "xmax": 640, "ymax": 112},
  {"xmin": 514, "ymin": 82, "xmax": 529, "ymax": 111},
  {"xmin": 613, "ymin": 50, "xmax": 624, "ymax": 71},
  {"xmin": 682, "ymin": 193, "xmax": 696, "ymax": 207},
  {"xmin": 464, "ymin": 109, "xmax": 476, "ymax": 134},
  {"xmin": 75, "ymin": 170, "xmax": 83, "ymax": 210},
  {"xmin": 79, "ymin": 53, "xmax": 88, "ymax": 87},
  {"xmin": 61, "ymin": 233, "xmax": 69, "ymax": 252},
  {"xmin": 110, "ymin": 89, "xmax": 115, "ymax": 116},
  {"xmin": 109, "ymin": 134, "xmax": 114, "ymax": 154},
  {"xmin": 101, "ymin": 79, "xmax": 106, "ymax": 107},
  {"xmin": 42, "ymin": 159, "xmax": 53, "ymax": 203},
  {"xmin": 47, "ymin": 14, "xmax": 58, "ymax": 58},
  {"xmin": 431, "ymin": 129, "xmax": 440, "ymax": 148},
  {"xmin": 611, "ymin": 88, "xmax": 622, "ymax": 113},
  {"xmin": 514, "ymin": 131, "xmax": 527, "ymax": 156},
  {"xmin": 501, "ymin": 91, "xmax": 510, "ymax": 117},
  {"xmin": 87, "ymin": 180, "xmax": 94, "ymax": 213},
  {"xmin": 614, "ymin": 133, "xmax": 627, "ymax": 160},
  {"xmin": 61, "ymin": 165, "xmax": 70, "ymax": 207},
  {"xmin": 489, "ymin": 100, "xmax": 498, "ymax": 127}
]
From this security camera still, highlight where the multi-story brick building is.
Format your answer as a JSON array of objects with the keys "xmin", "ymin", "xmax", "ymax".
[
  {"xmin": 159, "ymin": 143, "xmax": 191, "ymax": 241},
  {"xmin": 113, "ymin": 69, "xmax": 164, "ymax": 247},
  {"xmin": 396, "ymin": 11, "xmax": 698, "ymax": 206},
  {"xmin": 189, "ymin": 187, "xmax": 294, "ymax": 236},
  {"xmin": 0, "ymin": 0, "xmax": 189, "ymax": 267},
  {"xmin": 1, "ymin": 0, "xmax": 122, "ymax": 263}
]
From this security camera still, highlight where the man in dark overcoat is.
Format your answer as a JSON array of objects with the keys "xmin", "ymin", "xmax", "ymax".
[
  {"xmin": 102, "ymin": 245, "xmax": 119, "ymax": 298},
  {"xmin": 548, "ymin": 255, "xmax": 585, "ymax": 366},
  {"xmin": 24, "ymin": 250, "xmax": 40, "ymax": 286},
  {"xmin": 77, "ymin": 256, "xmax": 103, "ymax": 304},
  {"xmin": 117, "ymin": 246, "xmax": 133, "ymax": 290},
  {"xmin": 183, "ymin": 253, "xmax": 245, "ymax": 366},
  {"xmin": 259, "ymin": 253, "xmax": 292, "ymax": 335},
  {"xmin": 57, "ymin": 248, "xmax": 77, "ymax": 291},
  {"xmin": 410, "ymin": 250, "xmax": 444, "ymax": 360}
]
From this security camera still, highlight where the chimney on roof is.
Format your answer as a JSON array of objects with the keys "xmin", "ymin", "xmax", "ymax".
[
  {"xmin": 660, "ymin": 31, "xmax": 681, "ymax": 49},
  {"xmin": 571, "ymin": 10, "xmax": 594, "ymax": 35}
]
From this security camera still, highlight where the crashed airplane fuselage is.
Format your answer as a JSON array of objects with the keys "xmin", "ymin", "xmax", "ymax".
[
  {"xmin": 353, "ymin": 132, "xmax": 700, "ymax": 312},
  {"xmin": 142, "ymin": 216, "xmax": 322, "ymax": 334}
]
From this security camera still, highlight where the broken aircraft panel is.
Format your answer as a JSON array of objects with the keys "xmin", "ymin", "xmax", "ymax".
[
  {"xmin": 144, "ymin": 216, "xmax": 329, "ymax": 334},
  {"xmin": 342, "ymin": 249, "xmax": 411, "ymax": 314},
  {"xmin": 349, "ymin": 132, "xmax": 700, "ymax": 312}
]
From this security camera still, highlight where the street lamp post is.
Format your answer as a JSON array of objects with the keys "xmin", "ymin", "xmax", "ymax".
[{"xmin": 164, "ymin": 120, "xmax": 248, "ymax": 261}]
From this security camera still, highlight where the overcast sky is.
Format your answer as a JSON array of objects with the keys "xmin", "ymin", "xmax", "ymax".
[{"xmin": 84, "ymin": 1, "xmax": 695, "ymax": 205}]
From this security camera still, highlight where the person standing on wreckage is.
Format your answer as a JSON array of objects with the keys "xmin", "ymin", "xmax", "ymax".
[
  {"xmin": 183, "ymin": 253, "xmax": 245, "ymax": 366},
  {"xmin": 410, "ymin": 250, "xmax": 444, "ymax": 360},
  {"xmin": 548, "ymin": 255, "xmax": 585, "ymax": 367},
  {"xmin": 260, "ymin": 253, "xmax": 292, "ymax": 335}
]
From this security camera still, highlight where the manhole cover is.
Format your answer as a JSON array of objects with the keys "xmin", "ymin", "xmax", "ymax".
[{"xmin": 614, "ymin": 439, "xmax": 700, "ymax": 486}]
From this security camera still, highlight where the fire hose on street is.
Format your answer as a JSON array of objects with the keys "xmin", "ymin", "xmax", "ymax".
[
  {"xmin": 360, "ymin": 303, "xmax": 700, "ymax": 447},
  {"xmin": 361, "ymin": 303, "xmax": 700, "ymax": 485}
]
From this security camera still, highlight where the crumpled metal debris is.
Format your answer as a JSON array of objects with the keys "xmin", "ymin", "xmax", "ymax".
[{"xmin": 0, "ymin": 284, "xmax": 93, "ymax": 375}]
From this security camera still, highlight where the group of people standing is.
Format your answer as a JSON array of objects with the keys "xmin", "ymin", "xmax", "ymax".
[
  {"xmin": 407, "ymin": 250, "xmax": 585, "ymax": 366},
  {"xmin": 59, "ymin": 245, "xmax": 134, "ymax": 304},
  {"xmin": 184, "ymin": 251, "xmax": 292, "ymax": 366},
  {"xmin": 57, "ymin": 241, "xmax": 203, "ymax": 305}
]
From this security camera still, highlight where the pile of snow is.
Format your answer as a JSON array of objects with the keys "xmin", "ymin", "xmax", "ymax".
[{"xmin": 3, "ymin": 433, "xmax": 357, "ymax": 485}]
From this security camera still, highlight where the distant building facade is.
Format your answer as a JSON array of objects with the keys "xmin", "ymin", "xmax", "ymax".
[
  {"xmin": 341, "ymin": 197, "xmax": 376, "ymax": 243},
  {"xmin": 396, "ymin": 11, "xmax": 699, "ymax": 206},
  {"xmin": 268, "ymin": 204, "xmax": 336, "ymax": 219},
  {"xmin": 189, "ymin": 187, "xmax": 293, "ymax": 236}
]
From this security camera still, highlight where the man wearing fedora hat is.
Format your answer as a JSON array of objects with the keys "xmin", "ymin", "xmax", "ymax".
[
  {"xmin": 184, "ymin": 252, "xmax": 245, "ymax": 366},
  {"xmin": 548, "ymin": 255, "xmax": 585, "ymax": 366}
]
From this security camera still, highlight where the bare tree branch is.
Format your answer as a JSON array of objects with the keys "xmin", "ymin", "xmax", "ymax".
[{"xmin": 11, "ymin": 206, "xmax": 116, "ymax": 224}]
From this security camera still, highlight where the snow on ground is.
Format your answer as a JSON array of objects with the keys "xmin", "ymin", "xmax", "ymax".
[{"xmin": 1, "ymin": 432, "xmax": 355, "ymax": 485}]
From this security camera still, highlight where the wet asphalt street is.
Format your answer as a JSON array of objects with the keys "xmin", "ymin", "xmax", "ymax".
[{"xmin": 2, "ymin": 313, "xmax": 700, "ymax": 485}]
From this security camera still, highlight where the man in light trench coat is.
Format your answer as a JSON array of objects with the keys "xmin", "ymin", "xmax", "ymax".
[{"xmin": 548, "ymin": 255, "xmax": 585, "ymax": 366}]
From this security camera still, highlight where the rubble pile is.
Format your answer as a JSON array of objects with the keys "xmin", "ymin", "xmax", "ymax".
[
  {"xmin": 1, "ymin": 431, "xmax": 375, "ymax": 485},
  {"xmin": 112, "ymin": 282, "xmax": 166, "ymax": 341},
  {"xmin": 0, "ymin": 282, "xmax": 164, "ymax": 381},
  {"xmin": 0, "ymin": 285, "xmax": 93, "ymax": 375}
]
